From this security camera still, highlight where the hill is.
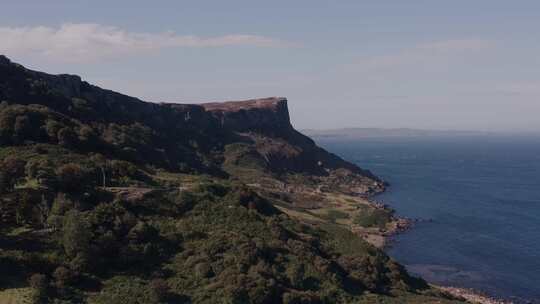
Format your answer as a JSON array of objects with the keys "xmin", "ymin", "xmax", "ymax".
[{"xmin": 0, "ymin": 55, "xmax": 465, "ymax": 303}]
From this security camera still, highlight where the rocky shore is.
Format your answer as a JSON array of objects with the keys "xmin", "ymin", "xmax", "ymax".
[
  {"xmin": 438, "ymin": 286, "xmax": 514, "ymax": 304},
  {"xmin": 356, "ymin": 196, "xmax": 419, "ymax": 248}
]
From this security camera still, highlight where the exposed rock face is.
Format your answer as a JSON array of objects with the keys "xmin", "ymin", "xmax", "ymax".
[{"xmin": 202, "ymin": 97, "xmax": 292, "ymax": 136}]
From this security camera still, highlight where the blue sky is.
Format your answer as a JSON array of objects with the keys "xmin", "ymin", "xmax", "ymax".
[{"xmin": 1, "ymin": 0, "xmax": 539, "ymax": 131}]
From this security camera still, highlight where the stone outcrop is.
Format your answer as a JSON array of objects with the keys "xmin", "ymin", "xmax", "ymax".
[{"xmin": 201, "ymin": 97, "xmax": 292, "ymax": 136}]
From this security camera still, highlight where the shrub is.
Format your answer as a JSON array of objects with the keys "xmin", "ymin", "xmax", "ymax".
[
  {"xmin": 322, "ymin": 210, "xmax": 349, "ymax": 223},
  {"xmin": 194, "ymin": 262, "xmax": 213, "ymax": 278},
  {"xmin": 353, "ymin": 208, "xmax": 392, "ymax": 229}
]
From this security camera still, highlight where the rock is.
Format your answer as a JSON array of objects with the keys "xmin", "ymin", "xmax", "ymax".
[{"xmin": 202, "ymin": 97, "xmax": 292, "ymax": 136}]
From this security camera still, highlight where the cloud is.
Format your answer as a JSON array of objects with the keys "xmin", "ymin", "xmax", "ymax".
[{"xmin": 0, "ymin": 23, "xmax": 291, "ymax": 62}]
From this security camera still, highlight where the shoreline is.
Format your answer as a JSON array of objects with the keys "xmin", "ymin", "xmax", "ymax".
[
  {"xmin": 437, "ymin": 286, "xmax": 513, "ymax": 304},
  {"xmin": 362, "ymin": 193, "xmax": 415, "ymax": 249}
]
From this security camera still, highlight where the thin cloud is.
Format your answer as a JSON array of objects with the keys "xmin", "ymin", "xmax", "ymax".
[{"xmin": 0, "ymin": 23, "xmax": 292, "ymax": 62}]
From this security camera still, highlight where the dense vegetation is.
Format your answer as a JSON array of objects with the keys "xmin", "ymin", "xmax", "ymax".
[
  {"xmin": 0, "ymin": 158, "xmax": 456, "ymax": 303},
  {"xmin": 0, "ymin": 56, "xmax": 465, "ymax": 303}
]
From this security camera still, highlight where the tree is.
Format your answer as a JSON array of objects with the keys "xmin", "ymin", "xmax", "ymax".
[
  {"xmin": 15, "ymin": 191, "xmax": 36, "ymax": 225},
  {"xmin": 44, "ymin": 119, "xmax": 62, "ymax": 140},
  {"xmin": 13, "ymin": 115, "xmax": 32, "ymax": 142},
  {"xmin": 90, "ymin": 154, "xmax": 108, "ymax": 187},
  {"xmin": 24, "ymin": 159, "xmax": 41, "ymax": 179},
  {"xmin": 149, "ymin": 278, "xmax": 170, "ymax": 302},
  {"xmin": 47, "ymin": 193, "xmax": 74, "ymax": 229},
  {"xmin": 78, "ymin": 125, "xmax": 99, "ymax": 149},
  {"xmin": 53, "ymin": 266, "xmax": 75, "ymax": 289},
  {"xmin": 0, "ymin": 109, "xmax": 14, "ymax": 144},
  {"xmin": 25, "ymin": 159, "xmax": 56, "ymax": 189},
  {"xmin": 58, "ymin": 127, "xmax": 78, "ymax": 148},
  {"xmin": 55, "ymin": 163, "xmax": 87, "ymax": 192},
  {"xmin": 0, "ymin": 172, "xmax": 9, "ymax": 194},
  {"xmin": 1, "ymin": 156, "xmax": 26, "ymax": 190},
  {"xmin": 36, "ymin": 194, "xmax": 50, "ymax": 228},
  {"xmin": 28, "ymin": 273, "xmax": 49, "ymax": 303},
  {"xmin": 62, "ymin": 210, "xmax": 91, "ymax": 268},
  {"xmin": 286, "ymin": 263, "xmax": 305, "ymax": 288}
]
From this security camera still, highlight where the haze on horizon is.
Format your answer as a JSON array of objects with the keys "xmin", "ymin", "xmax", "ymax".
[{"xmin": 1, "ymin": 0, "xmax": 539, "ymax": 133}]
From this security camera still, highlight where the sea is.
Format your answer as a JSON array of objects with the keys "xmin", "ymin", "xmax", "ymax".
[{"xmin": 316, "ymin": 135, "xmax": 540, "ymax": 303}]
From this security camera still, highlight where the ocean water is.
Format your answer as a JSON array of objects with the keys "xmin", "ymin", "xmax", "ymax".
[{"xmin": 316, "ymin": 136, "xmax": 540, "ymax": 303}]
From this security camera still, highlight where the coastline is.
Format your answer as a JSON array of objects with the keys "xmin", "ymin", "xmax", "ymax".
[
  {"xmin": 437, "ymin": 286, "xmax": 513, "ymax": 304},
  {"xmin": 248, "ymin": 176, "xmax": 519, "ymax": 304},
  {"xmin": 358, "ymin": 196, "xmax": 414, "ymax": 249},
  {"xmin": 370, "ymin": 194, "xmax": 515, "ymax": 304},
  {"xmin": 310, "ymin": 135, "xmax": 540, "ymax": 303}
]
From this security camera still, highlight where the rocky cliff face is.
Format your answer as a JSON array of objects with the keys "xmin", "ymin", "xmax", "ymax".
[
  {"xmin": 201, "ymin": 97, "xmax": 292, "ymax": 136},
  {"xmin": 0, "ymin": 55, "xmax": 382, "ymax": 194},
  {"xmin": 200, "ymin": 97, "xmax": 382, "ymax": 187}
]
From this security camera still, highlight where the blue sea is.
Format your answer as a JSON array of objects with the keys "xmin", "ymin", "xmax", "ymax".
[{"xmin": 317, "ymin": 135, "xmax": 540, "ymax": 303}]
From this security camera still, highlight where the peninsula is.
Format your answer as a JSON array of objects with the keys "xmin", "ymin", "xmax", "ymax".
[{"xmin": 0, "ymin": 56, "xmax": 469, "ymax": 303}]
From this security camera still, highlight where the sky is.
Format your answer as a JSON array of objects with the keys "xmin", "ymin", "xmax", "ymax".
[{"xmin": 1, "ymin": 0, "xmax": 539, "ymax": 132}]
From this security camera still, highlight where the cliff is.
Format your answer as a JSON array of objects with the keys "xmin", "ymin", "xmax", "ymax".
[
  {"xmin": 201, "ymin": 97, "xmax": 382, "ymax": 192},
  {"xmin": 201, "ymin": 97, "xmax": 291, "ymax": 135},
  {"xmin": 0, "ymin": 55, "xmax": 382, "ymax": 193}
]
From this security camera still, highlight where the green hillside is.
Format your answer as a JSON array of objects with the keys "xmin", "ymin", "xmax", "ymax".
[{"xmin": 0, "ymin": 56, "xmax": 466, "ymax": 304}]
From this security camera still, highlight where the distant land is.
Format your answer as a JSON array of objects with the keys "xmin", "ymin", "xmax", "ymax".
[{"xmin": 303, "ymin": 128, "xmax": 496, "ymax": 140}]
